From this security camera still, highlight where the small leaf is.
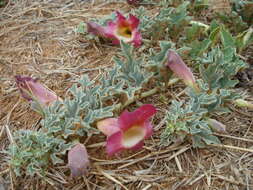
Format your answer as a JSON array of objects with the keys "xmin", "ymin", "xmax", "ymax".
[
  {"xmin": 76, "ymin": 22, "xmax": 86, "ymax": 34},
  {"xmin": 220, "ymin": 27, "xmax": 235, "ymax": 48}
]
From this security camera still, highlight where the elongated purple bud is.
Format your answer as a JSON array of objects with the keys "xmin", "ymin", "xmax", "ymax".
[
  {"xmin": 166, "ymin": 50, "xmax": 199, "ymax": 91},
  {"xmin": 15, "ymin": 75, "xmax": 59, "ymax": 106},
  {"xmin": 87, "ymin": 22, "xmax": 106, "ymax": 37},
  {"xmin": 207, "ymin": 118, "xmax": 226, "ymax": 133},
  {"xmin": 68, "ymin": 144, "xmax": 90, "ymax": 178}
]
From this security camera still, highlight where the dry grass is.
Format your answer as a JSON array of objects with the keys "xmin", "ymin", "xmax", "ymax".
[{"xmin": 0, "ymin": 0, "xmax": 253, "ymax": 189}]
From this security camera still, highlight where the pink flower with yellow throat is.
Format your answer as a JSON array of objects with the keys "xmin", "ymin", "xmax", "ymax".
[
  {"xmin": 15, "ymin": 75, "xmax": 60, "ymax": 111},
  {"xmin": 97, "ymin": 104, "xmax": 156, "ymax": 156},
  {"xmin": 87, "ymin": 11, "xmax": 142, "ymax": 47}
]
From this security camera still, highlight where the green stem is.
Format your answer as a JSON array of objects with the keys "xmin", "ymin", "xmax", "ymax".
[
  {"xmin": 114, "ymin": 78, "xmax": 179, "ymax": 112},
  {"xmin": 190, "ymin": 21, "xmax": 209, "ymax": 31}
]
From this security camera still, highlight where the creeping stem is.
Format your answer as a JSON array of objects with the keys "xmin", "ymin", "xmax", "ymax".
[{"xmin": 114, "ymin": 78, "xmax": 179, "ymax": 112}]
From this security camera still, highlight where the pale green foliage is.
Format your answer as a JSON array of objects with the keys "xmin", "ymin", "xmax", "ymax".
[
  {"xmin": 161, "ymin": 46, "xmax": 247, "ymax": 147},
  {"xmin": 0, "ymin": 0, "xmax": 5, "ymax": 6},
  {"xmin": 149, "ymin": 41, "xmax": 174, "ymax": 64},
  {"xmin": 199, "ymin": 47, "xmax": 247, "ymax": 90},
  {"xmin": 213, "ymin": 7, "xmax": 248, "ymax": 33},
  {"xmin": 6, "ymin": 130, "xmax": 72, "ymax": 176},
  {"xmin": 133, "ymin": 1, "xmax": 191, "ymax": 41},
  {"xmin": 76, "ymin": 22, "xmax": 85, "ymax": 34},
  {"xmin": 161, "ymin": 99, "xmax": 220, "ymax": 148},
  {"xmin": 7, "ymin": 42, "xmax": 153, "ymax": 177},
  {"xmin": 187, "ymin": 21, "xmax": 253, "ymax": 58},
  {"xmin": 113, "ymin": 41, "xmax": 153, "ymax": 98}
]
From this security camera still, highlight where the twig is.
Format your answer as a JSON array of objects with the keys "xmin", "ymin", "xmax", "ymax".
[
  {"xmin": 118, "ymin": 144, "xmax": 188, "ymax": 169},
  {"xmin": 209, "ymin": 144, "xmax": 253, "ymax": 153},
  {"xmin": 214, "ymin": 133, "xmax": 253, "ymax": 143},
  {"xmin": 95, "ymin": 165, "xmax": 128, "ymax": 190}
]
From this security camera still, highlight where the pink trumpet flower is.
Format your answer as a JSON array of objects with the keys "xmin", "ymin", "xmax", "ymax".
[
  {"xmin": 87, "ymin": 11, "xmax": 142, "ymax": 47},
  {"xmin": 97, "ymin": 104, "xmax": 157, "ymax": 156},
  {"xmin": 68, "ymin": 143, "xmax": 90, "ymax": 178},
  {"xmin": 15, "ymin": 75, "xmax": 59, "ymax": 107},
  {"xmin": 166, "ymin": 50, "xmax": 199, "ymax": 91}
]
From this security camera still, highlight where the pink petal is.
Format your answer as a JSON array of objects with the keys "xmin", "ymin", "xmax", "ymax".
[
  {"xmin": 15, "ymin": 75, "xmax": 59, "ymax": 106},
  {"xmin": 166, "ymin": 50, "xmax": 197, "ymax": 90},
  {"xmin": 97, "ymin": 118, "xmax": 120, "ymax": 136},
  {"xmin": 87, "ymin": 22, "xmax": 106, "ymax": 37},
  {"xmin": 106, "ymin": 131, "xmax": 124, "ymax": 156},
  {"xmin": 143, "ymin": 121, "xmax": 153, "ymax": 138},
  {"xmin": 112, "ymin": 39, "xmax": 120, "ymax": 45},
  {"xmin": 104, "ymin": 21, "xmax": 118, "ymax": 39},
  {"xmin": 130, "ymin": 140, "xmax": 144, "ymax": 150},
  {"xmin": 68, "ymin": 144, "xmax": 90, "ymax": 178},
  {"xmin": 115, "ymin": 11, "xmax": 126, "ymax": 24},
  {"xmin": 119, "ymin": 104, "xmax": 157, "ymax": 131},
  {"xmin": 128, "ymin": 14, "xmax": 140, "ymax": 29},
  {"xmin": 132, "ymin": 31, "xmax": 142, "ymax": 47}
]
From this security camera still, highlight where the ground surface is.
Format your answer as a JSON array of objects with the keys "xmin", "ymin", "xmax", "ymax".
[{"xmin": 0, "ymin": 0, "xmax": 253, "ymax": 190}]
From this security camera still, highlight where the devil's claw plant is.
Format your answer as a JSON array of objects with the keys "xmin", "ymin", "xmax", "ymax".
[
  {"xmin": 5, "ymin": 0, "xmax": 251, "ymax": 180},
  {"xmin": 7, "ymin": 42, "xmax": 156, "ymax": 177},
  {"xmin": 160, "ymin": 45, "xmax": 247, "ymax": 147}
]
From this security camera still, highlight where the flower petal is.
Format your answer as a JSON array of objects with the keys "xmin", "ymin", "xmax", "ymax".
[
  {"xmin": 130, "ymin": 140, "xmax": 144, "ymax": 150},
  {"xmin": 68, "ymin": 143, "xmax": 90, "ymax": 178},
  {"xmin": 106, "ymin": 131, "xmax": 124, "ymax": 156},
  {"xmin": 112, "ymin": 39, "xmax": 120, "ymax": 45},
  {"xmin": 119, "ymin": 104, "xmax": 157, "ymax": 131},
  {"xmin": 104, "ymin": 21, "xmax": 118, "ymax": 39},
  {"xmin": 128, "ymin": 14, "xmax": 140, "ymax": 29},
  {"xmin": 166, "ymin": 50, "xmax": 198, "ymax": 90},
  {"xmin": 121, "ymin": 126, "xmax": 145, "ymax": 148},
  {"xmin": 15, "ymin": 75, "xmax": 59, "ymax": 106},
  {"xmin": 143, "ymin": 121, "xmax": 153, "ymax": 138},
  {"xmin": 132, "ymin": 31, "xmax": 142, "ymax": 47},
  {"xmin": 116, "ymin": 11, "xmax": 126, "ymax": 24},
  {"xmin": 97, "ymin": 118, "xmax": 120, "ymax": 136},
  {"xmin": 87, "ymin": 22, "xmax": 106, "ymax": 37}
]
